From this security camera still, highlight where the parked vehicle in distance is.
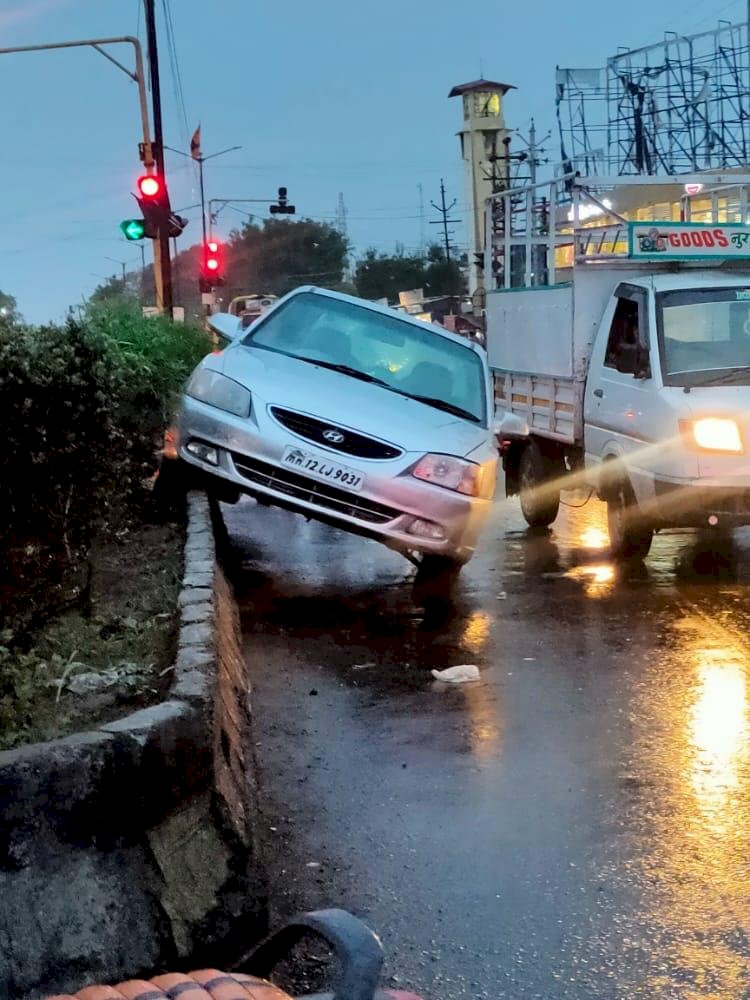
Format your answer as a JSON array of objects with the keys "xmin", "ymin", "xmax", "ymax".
[
  {"xmin": 176, "ymin": 286, "xmax": 497, "ymax": 569},
  {"xmin": 488, "ymin": 172, "xmax": 750, "ymax": 560},
  {"xmin": 228, "ymin": 293, "xmax": 279, "ymax": 329}
]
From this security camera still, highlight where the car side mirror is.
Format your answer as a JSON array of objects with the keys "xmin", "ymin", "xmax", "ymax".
[{"xmin": 208, "ymin": 312, "xmax": 242, "ymax": 342}]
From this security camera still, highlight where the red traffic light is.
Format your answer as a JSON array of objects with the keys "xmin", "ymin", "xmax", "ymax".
[
  {"xmin": 137, "ymin": 174, "xmax": 162, "ymax": 199},
  {"xmin": 200, "ymin": 239, "xmax": 225, "ymax": 289}
]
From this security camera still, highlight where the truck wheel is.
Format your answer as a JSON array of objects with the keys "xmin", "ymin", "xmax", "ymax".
[
  {"xmin": 519, "ymin": 441, "xmax": 560, "ymax": 528},
  {"xmin": 607, "ymin": 477, "xmax": 653, "ymax": 561}
]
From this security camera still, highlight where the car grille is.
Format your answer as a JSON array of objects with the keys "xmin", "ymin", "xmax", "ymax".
[
  {"xmin": 270, "ymin": 407, "xmax": 402, "ymax": 460},
  {"xmin": 231, "ymin": 453, "xmax": 402, "ymax": 525}
]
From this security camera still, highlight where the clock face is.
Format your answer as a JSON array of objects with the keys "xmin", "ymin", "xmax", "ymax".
[{"xmin": 474, "ymin": 91, "xmax": 501, "ymax": 117}]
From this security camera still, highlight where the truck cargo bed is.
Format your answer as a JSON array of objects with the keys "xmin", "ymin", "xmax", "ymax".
[{"xmin": 494, "ymin": 371, "xmax": 581, "ymax": 445}]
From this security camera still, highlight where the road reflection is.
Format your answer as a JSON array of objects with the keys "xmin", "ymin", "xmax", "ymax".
[
  {"xmin": 628, "ymin": 611, "xmax": 750, "ymax": 997},
  {"xmin": 688, "ymin": 629, "xmax": 748, "ymax": 832}
]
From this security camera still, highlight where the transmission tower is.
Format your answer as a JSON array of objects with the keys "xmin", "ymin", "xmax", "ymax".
[{"xmin": 556, "ymin": 20, "xmax": 750, "ymax": 175}]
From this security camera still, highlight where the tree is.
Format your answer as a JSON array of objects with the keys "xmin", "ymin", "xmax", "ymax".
[
  {"xmin": 353, "ymin": 244, "xmax": 466, "ymax": 303},
  {"xmin": 423, "ymin": 245, "xmax": 466, "ymax": 298},
  {"xmin": 0, "ymin": 291, "xmax": 21, "ymax": 325},
  {"xmin": 353, "ymin": 249, "xmax": 426, "ymax": 302},
  {"xmin": 89, "ymin": 274, "xmax": 140, "ymax": 308},
  {"xmin": 136, "ymin": 218, "xmax": 349, "ymax": 318}
]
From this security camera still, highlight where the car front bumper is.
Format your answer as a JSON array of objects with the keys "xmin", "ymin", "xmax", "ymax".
[{"xmin": 176, "ymin": 397, "xmax": 494, "ymax": 561}]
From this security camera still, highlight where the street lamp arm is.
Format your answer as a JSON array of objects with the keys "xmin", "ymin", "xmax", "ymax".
[
  {"xmin": 0, "ymin": 36, "xmax": 153, "ymax": 169},
  {"xmin": 91, "ymin": 43, "xmax": 137, "ymax": 82}
]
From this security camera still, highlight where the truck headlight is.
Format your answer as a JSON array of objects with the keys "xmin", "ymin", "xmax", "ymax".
[
  {"xmin": 684, "ymin": 417, "xmax": 743, "ymax": 454},
  {"xmin": 186, "ymin": 369, "xmax": 251, "ymax": 417},
  {"xmin": 412, "ymin": 454, "xmax": 480, "ymax": 496}
]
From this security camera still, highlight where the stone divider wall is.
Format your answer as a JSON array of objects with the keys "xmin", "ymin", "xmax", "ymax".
[{"xmin": 0, "ymin": 492, "xmax": 265, "ymax": 999}]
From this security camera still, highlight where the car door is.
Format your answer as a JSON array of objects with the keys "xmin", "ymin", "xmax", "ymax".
[{"xmin": 584, "ymin": 283, "xmax": 658, "ymax": 502}]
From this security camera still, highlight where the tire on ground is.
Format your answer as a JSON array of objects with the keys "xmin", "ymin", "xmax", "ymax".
[
  {"xmin": 518, "ymin": 440, "xmax": 561, "ymax": 528},
  {"xmin": 605, "ymin": 470, "xmax": 653, "ymax": 561}
]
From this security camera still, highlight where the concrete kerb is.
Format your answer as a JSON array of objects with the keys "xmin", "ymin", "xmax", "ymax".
[{"xmin": 0, "ymin": 490, "xmax": 263, "ymax": 998}]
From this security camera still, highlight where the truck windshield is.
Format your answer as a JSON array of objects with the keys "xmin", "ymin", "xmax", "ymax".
[
  {"xmin": 243, "ymin": 291, "xmax": 487, "ymax": 424},
  {"xmin": 657, "ymin": 287, "xmax": 750, "ymax": 386}
]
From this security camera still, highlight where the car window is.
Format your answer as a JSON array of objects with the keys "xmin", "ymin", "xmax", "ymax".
[
  {"xmin": 244, "ymin": 292, "xmax": 487, "ymax": 424},
  {"xmin": 604, "ymin": 297, "xmax": 640, "ymax": 371}
]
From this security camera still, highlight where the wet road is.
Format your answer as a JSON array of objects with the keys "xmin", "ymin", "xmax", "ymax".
[{"xmin": 222, "ymin": 494, "xmax": 750, "ymax": 999}]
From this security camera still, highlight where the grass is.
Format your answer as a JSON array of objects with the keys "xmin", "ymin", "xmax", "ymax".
[{"xmin": 0, "ymin": 521, "xmax": 184, "ymax": 751}]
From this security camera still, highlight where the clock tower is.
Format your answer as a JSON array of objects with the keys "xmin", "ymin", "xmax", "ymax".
[{"xmin": 449, "ymin": 79, "xmax": 515, "ymax": 305}]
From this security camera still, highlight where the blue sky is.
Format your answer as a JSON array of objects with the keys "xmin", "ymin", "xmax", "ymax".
[{"xmin": 1, "ymin": 0, "xmax": 746, "ymax": 322}]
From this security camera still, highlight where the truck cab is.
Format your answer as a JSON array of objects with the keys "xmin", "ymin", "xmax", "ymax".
[{"xmin": 487, "ymin": 174, "xmax": 750, "ymax": 558}]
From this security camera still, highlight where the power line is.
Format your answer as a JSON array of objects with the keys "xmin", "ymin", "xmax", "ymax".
[{"xmin": 160, "ymin": 0, "xmax": 192, "ymax": 162}]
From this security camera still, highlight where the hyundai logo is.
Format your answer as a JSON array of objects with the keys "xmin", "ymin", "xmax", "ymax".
[{"xmin": 322, "ymin": 428, "xmax": 345, "ymax": 444}]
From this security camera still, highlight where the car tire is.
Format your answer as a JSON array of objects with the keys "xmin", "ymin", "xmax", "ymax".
[
  {"xmin": 607, "ymin": 476, "xmax": 653, "ymax": 561},
  {"xmin": 519, "ymin": 441, "xmax": 560, "ymax": 528}
]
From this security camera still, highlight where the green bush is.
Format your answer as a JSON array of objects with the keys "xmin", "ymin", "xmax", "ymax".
[{"xmin": 0, "ymin": 305, "xmax": 209, "ymax": 632}]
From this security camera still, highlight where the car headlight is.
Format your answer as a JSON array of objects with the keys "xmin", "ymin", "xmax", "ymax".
[
  {"xmin": 186, "ymin": 368, "xmax": 251, "ymax": 417},
  {"xmin": 683, "ymin": 417, "xmax": 743, "ymax": 454},
  {"xmin": 412, "ymin": 454, "xmax": 480, "ymax": 496}
]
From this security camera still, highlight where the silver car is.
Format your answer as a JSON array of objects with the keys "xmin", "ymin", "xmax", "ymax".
[{"xmin": 176, "ymin": 287, "xmax": 497, "ymax": 569}]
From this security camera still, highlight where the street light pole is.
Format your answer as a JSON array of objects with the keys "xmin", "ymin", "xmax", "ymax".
[
  {"xmin": 166, "ymin": 145, "xmax": 241, "ymax": 245},
  {"xmin": 143, "ymin": 0, "xmax": 173, "ymax": 316}
]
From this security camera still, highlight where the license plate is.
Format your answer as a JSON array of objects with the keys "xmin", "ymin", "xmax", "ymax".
[{"xmin": 281, "ymin": 446, "xmax": 364, "ymax": 491}]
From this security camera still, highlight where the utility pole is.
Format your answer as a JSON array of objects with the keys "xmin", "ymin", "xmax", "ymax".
[
  {"xmin": 104, "ymin": 256, "xmax": 127, "ymax": 282},
  {"xmin": 429, "ymin": 179, "xmax": 459, "ymax": 262},
  {"xmin": 418, "ymin": 182, "xmax": 426, "ymax": 258},
  {"xmin": 143, "ymin": 0, "xmax": 173, "ymax": 314}
]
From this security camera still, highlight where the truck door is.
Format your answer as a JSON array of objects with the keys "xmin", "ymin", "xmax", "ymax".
[{"xmin": 584, "ymin": 283, "xmax": 657, "ymax": 502}]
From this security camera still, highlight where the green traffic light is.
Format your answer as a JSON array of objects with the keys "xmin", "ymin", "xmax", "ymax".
[{"xmin": 120, "ymin": 218, "xmax": 146, "ymax": 241}]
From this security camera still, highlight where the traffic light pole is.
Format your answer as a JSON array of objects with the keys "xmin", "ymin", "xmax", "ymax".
[{"xmin": 143, "ymin": 0, "xmax": 173, "ymax": 315}]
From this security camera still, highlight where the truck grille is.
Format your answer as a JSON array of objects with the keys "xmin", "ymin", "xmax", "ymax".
[
  {"xmin": 270, "ymin": 407, "xmax": 402, "ymax": 460},
  {"xmin": 231, "ymin": 453, "xmax": 402, "ymax": 525}
]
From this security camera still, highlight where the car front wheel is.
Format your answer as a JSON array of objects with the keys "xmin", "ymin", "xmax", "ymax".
[{"xmin": 607, "ymin": 477, "xmax": 653, "ymax": 561}]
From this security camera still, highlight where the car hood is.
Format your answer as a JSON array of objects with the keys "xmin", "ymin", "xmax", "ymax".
[{"xmin": 210, "ymin": 344, "xmax": 489, "ymax": 456}]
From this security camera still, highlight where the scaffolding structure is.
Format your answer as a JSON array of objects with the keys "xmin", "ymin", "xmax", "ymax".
[{"xmin": 556, "ymin": 21, "xmax": 750, "ymax": 176}]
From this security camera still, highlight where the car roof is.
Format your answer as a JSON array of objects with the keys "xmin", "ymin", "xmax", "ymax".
[{"xmin": 279, "ymin": 285, "xmax": 486, "ymax": 357}]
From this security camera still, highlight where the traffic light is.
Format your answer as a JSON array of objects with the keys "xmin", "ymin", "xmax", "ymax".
[
  {"xmin": 133, "ymin": 174, "xmax": 187, "ymax": 239},
  {"xmin": 269, "ymin": 186, "xmax": 295, "ymax": 215},
  {"xmin": 200, "ymin": 239, "xmax": 225, "ymax": 292},
  {"xmin": 120, "ymin": 218, "xmax": 146, "ymax": 241}
]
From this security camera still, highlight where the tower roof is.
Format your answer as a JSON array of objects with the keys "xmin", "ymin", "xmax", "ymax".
[{"xmin": 448, "ymin": 79, "xmax": 515, "ymax": 97}]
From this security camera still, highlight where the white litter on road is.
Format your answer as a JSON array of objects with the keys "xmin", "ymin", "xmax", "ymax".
[{"xmin": 431, "ymin": 664, "xmax": 481, "ymax": 684}]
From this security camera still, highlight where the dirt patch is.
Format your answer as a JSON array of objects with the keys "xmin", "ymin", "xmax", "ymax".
[{"xmin": 0, "ymin": 521, "xmax": 184, "ymax": 751}]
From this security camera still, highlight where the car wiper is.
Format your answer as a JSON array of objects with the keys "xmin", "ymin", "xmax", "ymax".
[
  {"xmin": 403, "ymin": 393, "xmax": 482, "ymax": 423},
  {"xmin": 296, "ymin": 356, "xmax": 393, "ymax": 388}
]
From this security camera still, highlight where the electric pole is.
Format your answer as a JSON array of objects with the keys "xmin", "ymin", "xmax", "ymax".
[
  {"xmin": 418, "ymin": 182, "xmax": 426, "ymax": 258},
  {"xmin": 429, "ymin": 179, "xmax": 459, "ymax": 262},
  {"xmin": 143, "ymin": 0, "xmax": 173, "ymax": 314}
]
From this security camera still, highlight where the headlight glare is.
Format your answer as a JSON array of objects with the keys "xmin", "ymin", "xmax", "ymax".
[
  {"xmin": 412, "ymin": 454, "xmax": 480, "ymax": 495},
  {"xmin": 186, "ymin": 368, "xmax": 251, "ymax": 417},
  {"xmin": 686, "ymin": 417, "xmax": 743, "ymax": 454}
]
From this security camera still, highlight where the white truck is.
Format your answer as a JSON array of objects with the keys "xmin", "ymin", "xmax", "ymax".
[{"xmin": 487, "ymin": 173, "xmax": 750, "ymax": 558}]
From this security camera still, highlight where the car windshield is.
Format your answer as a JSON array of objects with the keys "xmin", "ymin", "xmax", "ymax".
[
  {"xmin": 243, "ymin": 291, "xmax": 487, "ymax": 423},
  {"xmin": 658, "ymin": 287, "xmax": 750, "ymax": 386}
]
